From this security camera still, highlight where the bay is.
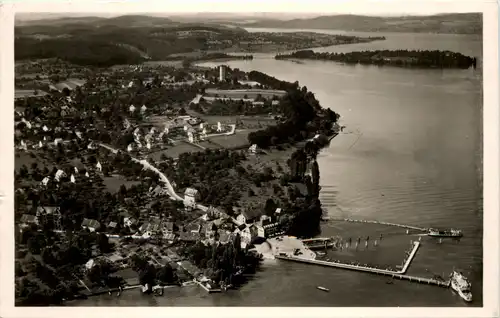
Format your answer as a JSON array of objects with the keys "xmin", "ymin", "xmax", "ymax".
[{"xmin": 71, "ymin": 29, "xmax": 483, "ymax": 307}]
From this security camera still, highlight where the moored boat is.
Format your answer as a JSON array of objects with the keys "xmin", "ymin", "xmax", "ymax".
[
  {"xmin": 317, "ymin": 286, "xmax": 330, "ymax": 292},
  {"xmin": 427, "ymin": 228, "xmax": 463, "ymax": 238},
  {"xmin": 450, "ymin": 271, "xmax": 472, "ymax": 302}
]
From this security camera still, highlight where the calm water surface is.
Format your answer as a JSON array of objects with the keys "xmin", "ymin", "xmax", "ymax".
[{"xmin": 71, "ymin": 30, "xmax": 483, "ymax": 307}]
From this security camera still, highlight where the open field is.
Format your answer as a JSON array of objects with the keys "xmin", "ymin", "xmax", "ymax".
[
  {"xmin": 204, "ymin": 88, "xmax": 286, "ymax": 99},
  {"xmin": 102, "ymin": 175, "xmax": 141, "ymax": 193},
  {"xmin": 15, "ymin": 89, "xmax": 48, "ymax": 99},
  {"xmin": 207, "ymin": 130, "xmax": 253, "ymax": 149},
  {"xmin": 15, "ymin": 151, "xmax": 54, "ymax": 172},
  {"xmin": 147, "ymin": 143, "xmax": 203, "ymax": 160}
]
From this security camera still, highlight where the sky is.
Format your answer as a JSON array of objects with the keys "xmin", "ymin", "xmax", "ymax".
[{"xmin": 10, "ymin": 0, "xmax": 483, "ymax": 18}]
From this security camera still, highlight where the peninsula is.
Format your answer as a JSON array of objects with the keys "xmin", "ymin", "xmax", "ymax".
[
  {"xmin": 275, "ymin": 50, "xmax": 478, "ymax": 69},
  {"xmin": 14, "ymin": 57, "xmax": 339, "ymax": 305}
]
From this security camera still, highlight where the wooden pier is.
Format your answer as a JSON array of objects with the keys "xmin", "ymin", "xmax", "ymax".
[
  {"xmin": 194, "ymin": 280, "xmax": 222, "ymax": 293},
  {"xmin": 330, "ymin": 218, "xmax": 428, "ymax": 232},
  {"xmin": 275, "ymin": 241, "xmax": 450, "ymax": 289},
  {"xmin": 301, "ymin": 237, "xmax": 338, "ymax": 250},
  {"xmin": 275, "ymin": 255, "xmax": 449, "ymax": 288}
]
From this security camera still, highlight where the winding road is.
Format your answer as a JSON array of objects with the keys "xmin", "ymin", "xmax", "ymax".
[{"xmin": 99, "ymin": 143, "xmax": 208, "ymax": 212}]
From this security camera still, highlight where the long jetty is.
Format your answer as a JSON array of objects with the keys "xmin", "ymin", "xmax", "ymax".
[
  {"xmin": 275, "ymin": 255, "xmax": 450, "ymax": 288},
  {"xmin": 331, "ymin": 217, "xmax": 428, "ymax": 232},
  {"xmin": 275, "ymin": 241, "xmax": 449, "ymax": 288}
]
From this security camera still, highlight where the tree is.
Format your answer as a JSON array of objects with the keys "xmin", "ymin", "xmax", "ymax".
[
  {"xmin": 156, "ymin": 264, "xmax": 175, "ymax": 284},
  {"xmin": 311, "ymin": 160, "xmax": 320, "ymax": 197},
  {"xmin": 139, "ymin": 264, "xmax": 157, "ymax": 286},
  {"xmin": 97, "ymin": 233, "xmax": 112, "ymax": 253}
]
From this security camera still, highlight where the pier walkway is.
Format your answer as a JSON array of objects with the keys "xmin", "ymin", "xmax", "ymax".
[
  {"xmin": 301, "ymin": 237, "xmax": 339, "ymax": 250},
  {"xmin": 275, "ymin": 241, "xmax": 449, "ymax": 288},
  {"xmin": 330, "ymin": 217, "xmax": 428, "ymax": 232},
  {"xmin": 275, "ymin": 255, "xmax": 450, "ymax": 288}
]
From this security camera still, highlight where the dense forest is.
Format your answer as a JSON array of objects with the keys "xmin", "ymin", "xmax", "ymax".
[
  {"xmin": 275, "ymin": 49, "xmax": 477, "ymax": 69},
  {"xmin": 246, "ymin": 71, "xmax": 339, "ymax": 148},
  {"xmin": 14, "ymin": 22, "xmax": 243, "ymax": 66},
  {"xmin": 182, "ymin": 234, "xmax": 261, "ymax": 286},
  {"xmin": 15, "ymin": 38, "xmax": 145, "ymax": 67}
]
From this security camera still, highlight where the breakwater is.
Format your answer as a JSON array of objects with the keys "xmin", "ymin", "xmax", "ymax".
[
  {"xmin": 276, "ymin": 242, "xmax": 450, "ymax": 288},
  {"xmin": 330, "ymin": 217, "xmax": 428, "ymax": 232}
]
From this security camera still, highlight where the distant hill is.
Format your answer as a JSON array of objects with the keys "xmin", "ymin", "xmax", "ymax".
[
  {"xmin": 14, "ymin": 15, "xmax": 249, "ymax": 66},
  {"xmin": 16, "ymin": 14, "xmax": 175, "ymax": 28},
  {"xmin": 244, "ymin": 13, "xmax": 482, "ymax": 35}
]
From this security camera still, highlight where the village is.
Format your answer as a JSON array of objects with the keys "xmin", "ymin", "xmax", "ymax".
[{"xmin": 14, "ymin": 58, "xmax": 339, "ymax": 304}]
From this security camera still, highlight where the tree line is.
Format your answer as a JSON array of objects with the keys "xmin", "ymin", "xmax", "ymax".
[{"xmin": 246, "ymin": 71, "xmax": 339, "ymax": 148}]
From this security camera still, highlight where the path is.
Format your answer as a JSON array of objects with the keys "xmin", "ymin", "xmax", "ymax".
[{"xmin": 99, "ymin": 143, "xmax": 209, "ymax": 212}]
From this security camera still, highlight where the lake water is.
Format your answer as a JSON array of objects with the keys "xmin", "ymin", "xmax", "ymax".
[{"xmin": 70, "ymin": 29, "xmax": 483, "ymax": 307}]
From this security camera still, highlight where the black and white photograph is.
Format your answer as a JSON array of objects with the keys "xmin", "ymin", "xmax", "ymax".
[{"xmin": 0, "ymin": 0, "xmax": 498, "ymax": 316}]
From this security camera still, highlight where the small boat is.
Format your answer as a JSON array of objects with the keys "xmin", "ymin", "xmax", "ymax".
[
  {"xmin": 386, "ymin": 280, "xmax": 394, "ymax": 285},
  {"xmin": 316, "ymin": 252, "xmax": 326, "ymax": 256},
  {"xmin": 317, "ymin": 286, "xmax": 330, "ymax": 292}
]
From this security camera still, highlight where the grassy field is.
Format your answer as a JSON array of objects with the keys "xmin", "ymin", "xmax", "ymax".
[
  {"xmin": 206, "ymin": 130, "xmax": 253, "ymax": 149},
  {"xmin": 102, "ymin": 175, "xmax": 141, "ymax": 193},
  {"xmin": 147, "ymin": 143, "xmax": 203, "ymax": 160},
  {"xmin": 15, "ymin": 151, "xmax": 54, "ymax": 172},
  {"xmin": 204, "ymin": 89, "xmax": 286, "ymax": 99}
]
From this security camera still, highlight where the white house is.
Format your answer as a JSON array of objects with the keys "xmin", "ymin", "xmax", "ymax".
[
  {"xmin": 236, "ymin": 208, "xmax": 262, "ymax": 225},
  {"xmin": 85, "ymin": 259, "xmax": 95, "ymax": 270},
  {"xmin": 38, "ymin": 141, "xmax": 43, "ymax": 148},
  {"xmin": 74, "ymin": 166, "xmax": 79, "ymax": 174},
  {"xmin": 42, "ymin": 125, "xmax": 49, "ymax": 132},
  {"xmin": 240, "ymin": 225, "xmax": 259, "ymax": 245},
  {"xmin": 249, "ymin": 144, "xmax": 257, "ymax": 154},
  {"xmin": 141, "ymin": 105, "xmax": 147, "ymax": 113},
  {"xmin": 124, "ymin": 217, "xmax": 137, "ymax": 228},
  {"xmin": 81, "ymin": 218, "xmax": 101, "ymax": 232},
  {"xmin": 54, "ymin": 169, "xmax": 66, "ymax": 182},
  {"xmin": 19, "ymin": 140, "xmax": 27, "ymax": 151},
  {"xmin": 127, "ymin": 144, "xmax": 133, "ymax": 152},
  {"xmin": 217, "ymin": 122, "xmax": 222, "ymax": 132},
  {"xmin": 129, "ymin": 104, "xmax": 136, "ymax": 113},
  {"xmin": 96, "ymin": 161, "xmax": 102, "ymax": 172},
  {"xmin": 70, "ymin": 174, "xmax": 76, "ymax": 183},
  {"xmin": 41, "ymin": 176, "xmax": 50, "ymax": 186},
  {"xmin": 184, "ymin": 188, "xmax": 200, "ymax": 206},
  {"xmin": 85, "ymin": 171, "xmax": 90, "ymax": 178},
  {"xmin": 54, "ymin": 138, "xmax": 63, "ymax": 146}
]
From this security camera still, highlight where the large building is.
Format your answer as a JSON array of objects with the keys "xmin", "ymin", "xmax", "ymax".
[{"xmin": 219, "ymin": 65, "xmax": 226, "ymax": 82}]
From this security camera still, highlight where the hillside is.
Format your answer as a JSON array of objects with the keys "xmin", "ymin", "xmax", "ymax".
[
  {"xmin": 15, "ymin": 16, "xmax": 249, "ymax": 66},
  {"xmin": 244, "ymin": 13, "xmax": 482, "ymax": 35}
]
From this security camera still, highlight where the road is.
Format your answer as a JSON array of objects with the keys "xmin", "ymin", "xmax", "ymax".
[{"xmin": 99, "ymin": 143, "xmax": 208, "ymax": 212}]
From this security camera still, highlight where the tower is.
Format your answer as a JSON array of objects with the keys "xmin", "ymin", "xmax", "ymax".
[{"xmin": 219, "ymin": 65, "xmax": 226, "ymax": 82}]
